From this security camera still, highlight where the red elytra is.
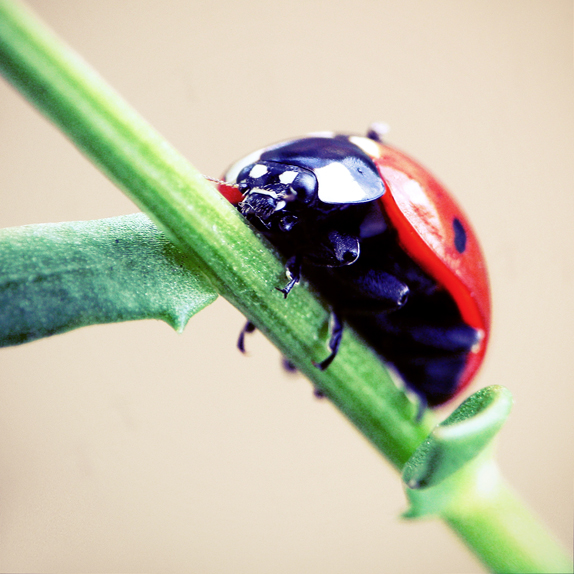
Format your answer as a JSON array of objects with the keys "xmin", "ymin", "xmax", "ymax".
[
  {"xmin": 373, "ymin": 144, "xmax": 490, "ymax": 396},
  {"xmin": 217, "ymin": 181, "xmax": 243, "ymax": 205}
]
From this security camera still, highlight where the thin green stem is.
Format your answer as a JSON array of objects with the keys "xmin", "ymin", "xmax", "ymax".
[
  {"xmin": 443, "ymin": 461, "xmax": 573, "ymax": 573},
  {"xmin": 0, "ymin": 1, "xmax": 571, "ymax": 571}
]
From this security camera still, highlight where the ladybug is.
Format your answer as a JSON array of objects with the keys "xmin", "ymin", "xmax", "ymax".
[{"xmin": 217, "ymin": 125, "xmax": 490, "ymax": 407}]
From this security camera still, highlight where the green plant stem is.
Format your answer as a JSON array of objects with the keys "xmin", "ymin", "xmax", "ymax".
[
  {"xmin": 441, "ymin": 459, "xmax": 573, "ymax": 573},
  {"xmin": 0, "ymin": 1, "xmax": 571, "ymax": 571}
]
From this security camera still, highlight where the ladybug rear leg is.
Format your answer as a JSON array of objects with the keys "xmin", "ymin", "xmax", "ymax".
[
  {"xmin": 238, "ymin": 322, "xmax": 301, "ymax": 375},
  {"xmin": 282, "ymin": 357, "xmax": 297, "ymax": 372},
  {"xmin": 237, "ymin": 320, "xmax": 256, "ymax": 353},
  {"xmin": 313, "ymin": 312, "xmax": 344, "ymax": 371}
]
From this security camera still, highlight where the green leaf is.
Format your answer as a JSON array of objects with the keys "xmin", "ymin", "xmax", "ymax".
[
  {"xmin": 402, "ymin": 386, "xmax": 513, "ymax": 519},
  {"xmin": 403, "ymin": 385, "xmax": 513, "ymax": 491},
  {"xmin": 0, "ymin": 213, "xmax": 218, "ymax": 346}
]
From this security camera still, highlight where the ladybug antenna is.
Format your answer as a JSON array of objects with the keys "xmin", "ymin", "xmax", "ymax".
[
  {"xmin": 203, "ymin": 174, "xmax": 244, "ymax": 203},
  {"xmin": 203, "ymin": 175, "xmax": 240, "ymax": 189}
]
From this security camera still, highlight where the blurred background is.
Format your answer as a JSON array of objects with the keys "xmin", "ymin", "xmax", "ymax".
[{"xmin": 0, "ymin": 1, "xmax": 572, "ymax": 572}]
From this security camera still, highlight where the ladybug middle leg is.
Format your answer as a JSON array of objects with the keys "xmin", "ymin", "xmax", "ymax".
[
  {"xmin": 307, "ymin": 266, "xmax": 411, "ymax": 371},
  {"xmin": 237, "ymin": 254, "xmax": 301, "ymax": 353},
  {"xmin": 313, "ymin": 312, "xmax": 344, "ymax": 371}
]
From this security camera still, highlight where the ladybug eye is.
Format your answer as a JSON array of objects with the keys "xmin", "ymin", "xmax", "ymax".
[{"xmin": 290, "ymin": 170, "xmax": 317, "ymax": 204}]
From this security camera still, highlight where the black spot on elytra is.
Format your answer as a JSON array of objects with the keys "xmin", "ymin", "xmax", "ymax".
[{"xmin": 453, "ymin": 217, "xmax": 467, "ymax": 253}]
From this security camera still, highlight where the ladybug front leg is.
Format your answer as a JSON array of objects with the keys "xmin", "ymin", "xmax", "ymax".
[
  {"xmin": 276, "ymin": 255, "xmax": 302, "ymax": 298},
  {"xmin": 277, "ymin": 231, "xmax": 360, "ymax": 298}
]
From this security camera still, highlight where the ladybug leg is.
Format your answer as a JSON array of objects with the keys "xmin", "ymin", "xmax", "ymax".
[
  {"xmin": 397, "ymin": 321, "xmax": 480, "ymax": 353},
  {"xmin": 276, "ymin": 255, "xmax": 302, "ymax": 298},
  {"xmin": 309, "ymin": 273, "xmax": 408, "ymax": 372},
  {"xmin": 334, "ymin": 269, "xmax": 410, "ymax": 315},
  {"xmin": 348, "ymin": 273, "xmax": 409, "ymax": 314},
  {"xmin": 304, "ymin": 231, "xmax": 360, "ymax": 268},
  {"xmin": 282, "ymin": 357, "xmax": 297, "ymax": 372},
  {"xmin": 313, "ymin": 312, "xmax": 344, "ymax": 371},
  {"xmin": 394, "ymin": 351, "xmax": 470, "ymax": 408},
  {"xmin": 237, "ymin": 320, "xmax": 256, "ymax": 353}
]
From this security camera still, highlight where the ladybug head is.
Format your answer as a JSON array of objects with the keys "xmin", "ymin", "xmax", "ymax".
[{"xmin": 236, "ymin": 161, "xmax": 317, "ymax": 230}]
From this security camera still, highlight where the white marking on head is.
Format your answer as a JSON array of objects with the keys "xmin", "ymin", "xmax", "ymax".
[
  {"xmin": 224, "ymin": 148, "xmax": 264, "ymax": 183},
  {"xmin": 249, "ymin": 164, "xmax": 268, "ymax": 178},
  {"xmin": 315, "ymin": 163, "xmax": 371, "ymax": 203},
  {"xmin": 279, "ymin": 170, "xmax": 297, "ymax": 184},
  {"xmin": 275, "ymin": 200, "xmax": 286, "ymax": 211},
  {"xmin": 249, "ymin": 187, "xmax": 279, "ymax": 199},
  {"xmin": 350, "ymin": 136, "xmax": 382, "ymax": 158}
]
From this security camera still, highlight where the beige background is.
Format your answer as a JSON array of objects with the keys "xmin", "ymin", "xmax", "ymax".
[{"xmin": 0, "ymin": 1, "xmax": 572, "ymax": 572}]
